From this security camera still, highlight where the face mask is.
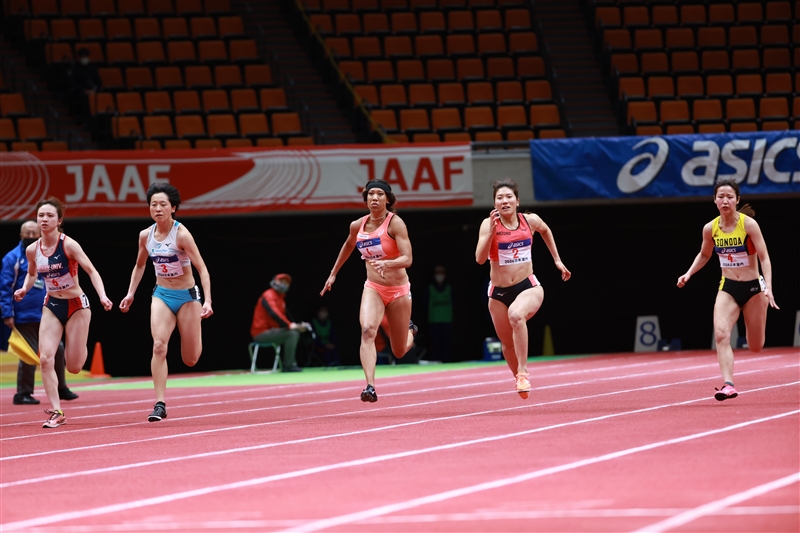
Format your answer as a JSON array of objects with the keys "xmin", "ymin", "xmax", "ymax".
[
  {"xmin": 271, "ymin": 280, "xmax": 290, "ymax": 294},
  {"xmin": 80, "ymin": 57, "xmax": 90, "ymax": 66},
  {"xmin": 434, "ymin": 274, "xmax": 445, "ymax": 284},
  {"xmin": 22, "ymin": 238, "xmax": 37, "ymax": 247}
]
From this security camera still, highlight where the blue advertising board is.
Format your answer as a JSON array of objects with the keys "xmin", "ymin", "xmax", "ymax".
[{"xmin": 530, "ymin": 131, "xmax": 800, "ymax": 201}]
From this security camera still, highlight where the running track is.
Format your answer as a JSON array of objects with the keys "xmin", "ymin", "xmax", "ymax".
[{"xmin": 1, "ymin": 348, "xmax": 798, "ymax": 532}]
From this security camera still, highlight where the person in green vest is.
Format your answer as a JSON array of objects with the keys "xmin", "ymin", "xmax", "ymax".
[
  {"xmin": 427, "ymin": 265, "xmax": 453, "ymax": 362},
  {"xmin": 311, "ymin": 305, "xmax": 340, "ymax": 367}
]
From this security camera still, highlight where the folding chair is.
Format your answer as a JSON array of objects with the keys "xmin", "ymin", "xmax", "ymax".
[{"xmin": 248, "ymin": 342, "xmax": 282, "ymax": 373}]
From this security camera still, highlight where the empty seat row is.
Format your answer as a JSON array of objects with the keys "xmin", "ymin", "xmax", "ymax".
[
  {"xmin": 594, "ymin": 2, "xmax": 799, "ymax": 29},
  {"xmin": 626, "ymin": 96, "xmax": 798, "ymax": 129},
  {"xmin": 0, "ymin": 117, "xmax": 51, "ymax": 142},
  {"xmin": 25, "ymin": 15, "xmax": 245, "ymax": 42},
  {"xmin": 134, "ymin": 136, "xmax": 315, "ymax": 150},
  {"xmin": 634, "ymin": 121, "xmax": 797, "ymax": 137},
  {"xmin": 610, "ymin": 49, "xmax": 797, "ymax": 79},
  {"xmin": 324, "ymin": 32, "xmax": 538, "ymax": 61},
  {"xmin": 309, "ymin": 8, "xmax": 533, "ymax": 37},
  {"xmin": 340, "ymin": 56, "xmax": 547, "ymax": 85},
  {"xmin": 385, "ymin": 128, "xmax": 566, "ymax": 143},
  {"xmin": 602, "ymin": 24, "xmax": 798, "ymax": 53},
  {"xmin": 46, "ymin": 38, "xmax": 259, "ymax": 65},
  {"xmin": 301, "ymin": 0, "xmax": 527, "ymax": 15},
  {"xmin": 0, "ymin": 140, "xmax": 69, "ymax": 151},
  {"xmin": 354, "ymin": 79, "xmax": 553, "ymax": 108},
  {"xmin": 0, "ymin": 94, "xmax": 31, "ymax": 118},
  {"xmin": 618, "ymin": 73, "xmax": 800, "ymax": 102},
  {"xmin": 98, "ymin": 64, "xmax": 274, "ymax": 91},
  {"xmin": 369, "ymin": 104, "xmax": 563, "ymax": 136},
  {"xmin": 92, "ymin": 88, "xmax": 290, "ymax": 116},
  {"xmin": 4, "ymin": 0, "xmax": 233, "ymax": 18},
  {"xmin": 111, "ymin": 112, "xmax": 305, "ymax": 141}
]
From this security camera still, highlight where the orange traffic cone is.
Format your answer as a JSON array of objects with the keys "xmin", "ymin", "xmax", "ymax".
[{"xmin": 90, "ymin": 342, "xmax": 110, "ymax": 378}]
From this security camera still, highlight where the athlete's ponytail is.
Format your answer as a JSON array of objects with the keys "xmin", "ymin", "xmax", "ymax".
[{"xmin": 738, "ymin": 203, "xmax": 755, "ymax": 218}]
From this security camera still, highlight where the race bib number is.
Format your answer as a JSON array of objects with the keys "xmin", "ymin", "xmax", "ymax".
[
  {"xmin": 151, "ymin": 255, "xmax": 185, "ymax": 278},
  {"xmin": 497, "ymin": 239, "xmax": 532, "ymax": 266},
  {"xmin": 357, "ymin": 237, "xmax": 386, "ymax": 260},
  {"xmin": 718, "ymin": 251, "xmax": 750, "ymax": 269}
]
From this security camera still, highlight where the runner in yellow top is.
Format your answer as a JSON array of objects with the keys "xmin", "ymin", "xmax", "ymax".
[{"xmin": 677, "ymin": 179, "xmax": 778, "ymax": 401}]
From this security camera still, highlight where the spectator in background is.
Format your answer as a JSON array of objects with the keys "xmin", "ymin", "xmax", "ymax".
[
  {"xmin": 311, "ymin": 306, "xmax": 340, "ymax": 367},
  {"xmin": 426, "ymin": 265, "xmax": 453, "ymax": 362},
  {"xmin": 67, "ymin": 47, "xmax": 100, "ymax": 116},
  {"xmin": 1, "ymin": 221, "xmax": 77, "ymax": 405},
  {"xmin": 251, "ymin": 274, "xmax": 308, "ymax": 372}
]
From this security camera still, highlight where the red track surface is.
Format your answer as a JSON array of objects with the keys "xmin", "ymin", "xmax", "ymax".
[{"xmin": 1, "ymin": 348, "xmax": 798, "ymax": 532}]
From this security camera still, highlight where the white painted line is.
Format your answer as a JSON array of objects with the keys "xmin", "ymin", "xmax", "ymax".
[
  {"xmin": 5, "ymin": 404, "xmax": 794, "ymax": 532},
  {"xmin": 631, "ymin": 473, "xmax": 800, "ymax": 533}
]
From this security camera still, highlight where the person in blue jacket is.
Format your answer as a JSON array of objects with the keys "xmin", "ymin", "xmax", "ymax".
[{"xmin": 1, "ymin": 220, "xmax": 77, "ymax": 405}]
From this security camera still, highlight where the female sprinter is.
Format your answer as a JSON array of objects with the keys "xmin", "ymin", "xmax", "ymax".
[
  {"xmin": 14, "ymin": 198, "xmax": 113, "ymax": 428},
  {"xmin": 677, "ymin": 178, "xmax": 778, "ymax": 401},
  {"xmin": 119, "ymin": 183, "xmax": 213, "ymax": 421},
  {"xmin": 475, "ymin": 179, "xmax": 571, "ymax": 399},
  {"xmin": 320, "ymin": 179, "xmax": 416, "ymax": 402}
]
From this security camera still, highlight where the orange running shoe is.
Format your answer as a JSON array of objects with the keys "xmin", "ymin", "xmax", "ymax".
[{"xmin": 516, "ymin": 373, "xmax": 531, "ymax": 399}]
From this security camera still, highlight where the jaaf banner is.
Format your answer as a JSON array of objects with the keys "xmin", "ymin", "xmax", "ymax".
[
  {"xmin": 0, "ymin": 144, "xmax": 473, "ymax": 221},
  {"xmin": 530, "ymin": 131, "xmax": 800, "ymax": 201}
]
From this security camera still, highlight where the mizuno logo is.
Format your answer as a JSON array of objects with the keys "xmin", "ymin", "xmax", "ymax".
[{"xmin": 53, "ymin": 255, "xmax": 60, "ymax": 260}]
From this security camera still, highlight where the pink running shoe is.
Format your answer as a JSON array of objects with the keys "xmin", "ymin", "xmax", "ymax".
[
  {"xmin": 516, "ymin": 373, "xmax": 531, "ymax": 399},
  {"xmin": 42, "ymin": 409, "xmax": 66, "ymax": 428},
  {"xmin": 714, "ymin": 383, "xmax": 738, "ymax": 401}
]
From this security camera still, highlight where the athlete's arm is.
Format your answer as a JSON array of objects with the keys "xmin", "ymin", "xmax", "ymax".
[
  {"xmin": 744, "ymin": 217, "xmax": 778, "ymax": 309},
  {"xmin": 13, "ymin": 245, "xmax": 38, "ymax": 302},
  {"xmin": 526, "ymin": 213, "xmax": 571, "ymax": 281},
  {"xmin": 64, "ymin": 237, "xmax": 113, "ymax": 311},
  {"xmin": 371, "ymin": 215, "xmax": 412, "ymax": 274},
  {"xmin": 177, "ymin": 225, "xmax": 213, "ymax": 319},
  {"xmin": 320, "ymin": 219, "xmax": 359, "ymax": 296},
  {"xmin": 119, "ymin": 229, "xmax": 150, "ymax": 313},
  {"xmin": 677, "ymin": 222, "xmax": 714, "ymax": 288},
  {"xmin": 475, "ymin": 215, "xmax": 495, "ymax": 264}
]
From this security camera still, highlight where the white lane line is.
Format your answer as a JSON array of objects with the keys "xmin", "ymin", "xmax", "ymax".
[
  {"xmin": 279, "ymin": 411, "xmax": 800, "ymax": 533},
  {"xmin": 2, "ymin": 353, "xmax": 787, "ymax": 440},
  {"xmin": 3, "ymin": 406, "xmax": 795, "ymax": 532},
  {"xmin": 631, "ymin": 473, "xmax": 800, "ymax": 533},
  {"xmin": 1, "ymin": 377, "xmax": 796, "ymax": 494},
  {"xmin": 13, "ymin": 506, "xmax": 800, "ymax": 532},
  {"xmin": 2, "ymin": 363, "xmax": 795, "ymax": 466}
]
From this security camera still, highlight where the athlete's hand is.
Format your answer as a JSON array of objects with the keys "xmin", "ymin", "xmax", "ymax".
[
  {"xmin": 368, "ymin": 259, "xmax": 386, "ymax": 278},
  {"xmin": 764, "ymin": 288, "xmax": 779, "ymax": 310},
  {"xmin": 489, "ymin": 209, "xmax": 500, "ymax": 228},
  {"xmin": 320, "ymin": 274, "xmax": 336, "ymax": 296},
  {"xmin": 200, "ymin": 302, "xmax": 213, "ymax": 319},
  {"xmin": 677, "ymin": 274, "xmax": 690, "ymax": 288},
  {"xmin": 119, "ymin": 294, "xmax": 134, "ymax": 313},
  {"xmin": 13, "ymin": 288, "xmax": 26, "ymax": 302},
  {"xmin": 99, "ymin": 295, "xmax": 113, "ymax": 311},
  {"xmin": 555, "ymin": 261, "xmax": 571, "ymax": 281}
]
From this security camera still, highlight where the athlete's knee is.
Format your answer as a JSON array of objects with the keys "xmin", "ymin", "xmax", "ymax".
[
  {"xmin": 361, "ymin": 324, "xmax": 378, "ymax": 341},
  {"xmin": 747, "ymin": 335, "xmax": 765, "ymax": 352},
  {"xmin": 713, "ymin": 324, "xmax": 731, "ymax": 343},
  {"xmin": 39, "ymin": 352, "xmax": 56, "ymax": 370},
  {"xmin": 390, "ymin": 341, "xmax": 408, "ymax": 359},
  {"xmin": 66, "ymin": 360, "xmax": 84, "ymax": 374},
  {"xmin": 182, "ymin": 353, "xmax": 200, "ymax": 366},
  {"xmin": 508, "ymin": 310, "xmax": 526, "ymax": 326},
  {"xmin": 152, "ymin": 338, "xmax": 169, "ymax": 358}
]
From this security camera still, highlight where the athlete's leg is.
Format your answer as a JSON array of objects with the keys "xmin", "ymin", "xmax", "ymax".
[
  {"xmin": 63, "ymin": 309, "xmax": 91, "ymax": 373},
  {"xmin": 38, "ymin": 308, "xmax": 65, "ymax": 412},
  {"xmin": 713, "ymin": 291, "xmax": 740, "ymax": 383},
  {"xmin": 489, "ymin": 298, "xmax": 517, "ymax": 376},
  {"xmin": 359, "ymin": 288, "xmax": 385, "ymax": 386},
  {"xmin": 741, "ymin": 291, "xmax": 769, "ymax": 353},
  {"xmin": 151, "ymin": 297, "xmax": 177, "ymax": 403},
  {"xmin": 507, "ymin": 286, "xmax": 544, "ymax": 376},
  {"xmin": 385, "ymin": 294, "xmax": 413, "ymax": 359},
  {"xmin": 176, "ymin": 301, "xmax": 203, "ymax": 367}
]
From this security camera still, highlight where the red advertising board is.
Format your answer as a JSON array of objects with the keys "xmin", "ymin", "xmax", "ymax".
[{"xmin": 0, "ymin": 144, "xmax": 473, "ymax": 221}]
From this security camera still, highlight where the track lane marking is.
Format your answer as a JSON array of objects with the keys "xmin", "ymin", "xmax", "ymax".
[{"xmin": 3, "ymin": 402, "xmax": 796, "ymax": 532}]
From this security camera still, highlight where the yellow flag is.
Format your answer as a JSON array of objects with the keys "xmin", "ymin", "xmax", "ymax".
[{"xmin": 8, "ymin": 328, "xmax": 39, "ymax": 365}]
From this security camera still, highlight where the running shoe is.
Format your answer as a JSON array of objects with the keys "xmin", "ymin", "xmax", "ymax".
[
  {"xmin": 360, "ymin": 384, "xmax": 378, "ymax": 403},
  {"xmin": 516, "ymin": 373, "xmax": 531, "ymax": 399},
  {"xmin": 148, "ymin": 401, "xmax": 168, "ymax": 422},
  {"xmin": 42, "ymin": 409, "xmax": 66, "ymax": 428},
  {"xmin": 714, "ymin": 383, "xmax": 738, "ymax": 401},
  {"xmin": 409, "ymin": 320, "xmax": 418, "ymax": 337}
]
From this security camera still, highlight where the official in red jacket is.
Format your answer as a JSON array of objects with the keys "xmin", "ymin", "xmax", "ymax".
[{"xmin": 251, "ymin": 274, "xmax": 308, "ymax": 372}]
